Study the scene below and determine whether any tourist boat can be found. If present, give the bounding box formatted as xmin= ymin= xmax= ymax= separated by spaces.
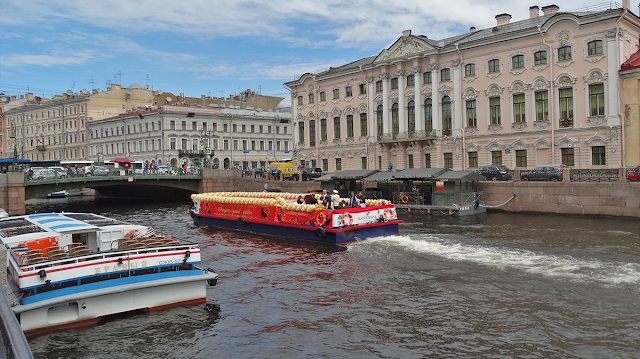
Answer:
xmin=47 ymin=190 xmax=68 ymax=198
xmin=0 ymin=212 xmax=218 ymax=337
xmin=189 ymin=191 xmax=403 ymax=245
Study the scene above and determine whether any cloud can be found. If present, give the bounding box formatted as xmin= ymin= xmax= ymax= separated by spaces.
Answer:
xmin=0 ymin=52 xmax=95 ymax=67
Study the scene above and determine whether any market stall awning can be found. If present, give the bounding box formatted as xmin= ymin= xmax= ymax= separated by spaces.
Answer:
xmin=330 ymin=169 xmax=379 ymax=180
xmin=362 ymin=171 xmax=399 ymax=182
xmin=392 ymin=168 xmax=447 ymax=180
xmin=434 ymin=170 xmax=485 ymax=182
xmin=314 ymin=173 xmax=335 ymax=182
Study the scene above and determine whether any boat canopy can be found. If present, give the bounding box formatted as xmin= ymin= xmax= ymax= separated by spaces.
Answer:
xmin=25 ymin=213 xmax=99 ymax=233
xmin=330 ymin=169 xmax=379 ymax=180
xmin=433 ymin=170 xmax=485 ymax=182
xmin=391 ymin=168 xmax=447 ymax=180
xmin=361 ymin=171 xmax=399 ymax=182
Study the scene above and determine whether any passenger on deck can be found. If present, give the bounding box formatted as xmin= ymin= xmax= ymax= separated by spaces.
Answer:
xmin=297 ymin=196 xmax=304 ymax=204
xmin=331 ymin=190 xmax=340 ymax=209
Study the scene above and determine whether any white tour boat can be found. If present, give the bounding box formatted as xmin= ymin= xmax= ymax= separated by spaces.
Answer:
xmin=0 ymin=212 xmax=218 ymax=337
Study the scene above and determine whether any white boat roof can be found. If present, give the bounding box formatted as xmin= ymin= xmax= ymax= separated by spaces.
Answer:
xmin=25 ymin=213 xmax=99 ymax=233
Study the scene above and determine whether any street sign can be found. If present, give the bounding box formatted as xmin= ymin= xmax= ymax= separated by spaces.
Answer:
xmin=243 ymin=150 xmax=250 ymax=154
xmin=268 ymin=151 xmax=274 ymax=155
xmin=293 ymin=150 xmax=297 ymax=155
xmin=292 ymin=156 xmax=298 ymax=164
xmin=204 ymin=147 xmax=212 ymax=155
xmin=505 ymin=149 xmax=511 ymax=154
xmin=284 ymin=151 xmax=290 ymax=154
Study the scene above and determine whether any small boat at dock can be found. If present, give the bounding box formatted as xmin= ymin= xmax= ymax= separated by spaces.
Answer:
xmin=189 ymin=191 xmax=403 ymax=245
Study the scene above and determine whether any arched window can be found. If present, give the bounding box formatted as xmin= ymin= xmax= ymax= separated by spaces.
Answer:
xmin=376 ymin=105 xmax=383 ymax=139
xmin=391 ymin=103 xmax=399 ymax=136
xmin=407 ymin=100 xmax=415 ymax=133
xmin=424 ymin=98 xmax=433 ymax=131
xmin=442 ymin=96 xmax=452 ymax=136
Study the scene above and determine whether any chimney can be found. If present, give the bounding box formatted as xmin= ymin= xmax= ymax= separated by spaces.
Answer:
xmin=495 ymin=13 xmax=512 ymax=26
xmin=470 ymin=27 xmax=476 ymax=33
xmin=541 ymin=5 xmax=559 ymax=15
xmin=530 ymin=6 xmax=540 ymax=18
xmin=623 ymin=0 xmax=630 ymax=9
xmin=402 ymin=29 xmax=411 ymax=37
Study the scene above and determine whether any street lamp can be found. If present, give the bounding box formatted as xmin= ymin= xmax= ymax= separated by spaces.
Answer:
xmin=199 ymin=128 xmax=216 ymax=168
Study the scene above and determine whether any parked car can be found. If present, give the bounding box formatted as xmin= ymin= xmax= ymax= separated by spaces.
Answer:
xmin=31 ymin=168 xmax=56 ymax=180
xmin=48 ymin=166 xmax=66 ymax=178
xmin=477 ymin=165 xmax=512 ymax=181
xmin=628 ymin=166 xmax=640 ymax=181
xmin=304 ymin=168 xmax=323 ymax=181
xmin=157 ymin=166 xmax=177 ymax=175
xmin=84 ymin=166 xmax=109 ymax=176
xmin=520 ymin=165 xmax=564 ymax=181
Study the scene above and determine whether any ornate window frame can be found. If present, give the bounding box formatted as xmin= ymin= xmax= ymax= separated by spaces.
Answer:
xmin=484 ymin=84 xmax=504 ymax=132
xmin=357 ymin=81 xmax=367 ymax=99
xmin=509 ymin=51 xmax=527 ymax=75
xmin=554 ymin=30 xmax=575 ymax=68
xmin=530 ymin=76 xmax=551 ymax=127
xmin=319 ymin=89 xmax=327 ymax=104
xmin=463 ymin=61 xmax=477 ymax=83
xmin=554 ymin=73 xmax=578 ymax=129
xmin=508 ymin=80 xmax=529 ymax=130
xmin=584 ymin=35 xmax=606 ymax=63
xmin=440 ymin=66 xmax=451 ymax=82
xmin=344 ymin=83 xmax=354 ymax=101
xmin=531 ymin=47 xmax=549 ymax=72
xmin=462 ymin=87 xmax=480 ymax=133
xmin=331 ymin=86 xmax=341 ymax=103
xmin=486 ymin=56 xmax=502 ymax=79
xmin=583 ymin=68 xmax=608 ymax=126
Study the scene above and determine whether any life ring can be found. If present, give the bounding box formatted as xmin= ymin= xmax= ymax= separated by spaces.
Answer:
xmin=316 ymin=227 xmax=326 ymax=238
xmin=124 ymin=230 xmax=138 ymax=239
xmin=341 ymin=213 xmax=353 ymax=226
xmin=383 ymin=208 xmax=394 ymax=221
xmin=401 ymin=195 xmax=409 ymax=204
xmin=314 ymin=212 xmax=327 ymax=227
xmin=238 ymin=217 xmax=245 ymax=225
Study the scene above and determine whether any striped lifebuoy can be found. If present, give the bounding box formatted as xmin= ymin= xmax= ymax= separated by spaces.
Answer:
xmin=401 ymin=195 xmax=409 ymax=204
xmin=341 ymin=213 xmax=353 ymax=226
xmin=383 ymin=208 xmax=394 ymax=221
xmin=314 ymin=212 xmax=327 ymax=227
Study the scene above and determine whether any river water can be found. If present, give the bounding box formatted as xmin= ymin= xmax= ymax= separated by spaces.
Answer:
xmin=24 ymin=197 xmax=640 ymax=359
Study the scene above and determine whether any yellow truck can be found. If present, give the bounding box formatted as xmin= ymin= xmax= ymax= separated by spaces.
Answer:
xmin=267 ymin=161 xmax=298 ymax=180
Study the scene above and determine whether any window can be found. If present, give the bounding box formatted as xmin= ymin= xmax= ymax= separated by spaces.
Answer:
xmin=377 ymin=105 xmax=383 ymax=138
xmin=259 ymin=141 xmax=264 ymax=150
xmin=442 ymin=96 xmax=452 ymax=136
xmin=488 ymin=59 xmax=500 ymax=73
xmin=535 ymin=91 xmax=549 ymax=121
xmin=345 ymin=86 xmax=353 ymax=97
xmin=513 ymin=94 xmax=525 ymax=123
xmin=233 ymin=140 xmax=238 ymax=150
xmin=361 ymin=157 xmax=367 ymax=169
xmin=250 ymin=125 xmax=254 ymax=133
xmin=425 ymin=154 xmax=431 ymax=168
xmin=558 ymin=46 xmax=572 ymax=61
xmin=468 ymin=152 xmax=478 ymax=168
xmin=333 ymin=117 xmax=341 ymax=138
xmin=561 ymin=148 xmax=574 ymax=166
xmin=425 ymin=99 xmax=433 ymax=130
xmin=333 ymin=89 xmax=340 ymax=99
xmin=242 ymin=124 xmax=246 ymax=133
xmin=592 ymin=146 xmax=606 ymax=165
xmin=321 ymin=119 xmax=327 ymax=140
xmin=391 ymin=78 xmax=398 ymax=89
xmin=320 ymin=91 xmax=326 ymax=102
xmin=465 ymin=64 xmax=475 ymax=77
xmin=322 ymin=159 xmax=328 ymax=172
xmin=224 ymin=140 xmax=229 ymax=150
xmin=181 ymin=138 xmax=188 ymax=150
xmin=491 ymin=150 xmax=502 ymax=165
xmin=406 ymin=75 xmax=415 ymax=87
xmin=376 ymin=81 xmax=383 ymax=92
xmin=276 ymin=141 xmax=280 ymax=151
xmin=588 ymin=40 xmax=603 ymax=56
xmin=170 ymin=138 xmax=176 ymax=150
xmin=512 ymin=55 xmax=524 ymax=69
xmin=466 ymin=100 xmax=477 ymax=127
xmin=516 ymin=149 xmax=527 ymax=167
xmin=408 ymin=154 xmax=414 ymax=169
xmin=232 ymin=124 xmax=237 ymax=132
xmin=440 ymin=68 xmax=450 ymax=81
xmin=170 ymin=121 xmax=176 ymax=130
xmin=391 ymin=103 xmax=399 ymax=135
xmin=297 ymin=96 xmax=303 ymax=105
xmin=298 ymin=122 xmax=305 ymax=143
xmin=308 ymin=93 xmax=314 ymax=104
xmin=193 ymin=139 xmax=198 ymax=151
xmin=182 ymin=121 xmax=187 ymax=131
xmin=360 ymin=113 xmax=367 ymax=136
xmin=534 ymin=51 xmax=547 ymax=65
xmin=251 ymin=140 xmax=256 ymax=151
xmin=192 ymin=121 xmax=197 ymax=131
xmin=335 ymin=158 xmax=342 ymax=171
xmin=423 ymin=72 xmax=432 ymax=84
xmin=259 ymin=125 xmax=262 ymax=133
xmin=444 ymin=153 xmax=453 ymax=169
xmin=346 ymin=115 xmax=354 ymax=137
xmin=407 ymin=101 xmax=415 ymax=133
xmin=559 ymin=88 xmax=573 ymax=128
xmin=309 ymin=120 xmax=316 ymax=147
xmin=359 ymin=83 xmax=366 ymax=95
xmin=490 ymin=97 xmax=501 ymax=125
xmin=589 ymin=84 xmax=605 ymax=116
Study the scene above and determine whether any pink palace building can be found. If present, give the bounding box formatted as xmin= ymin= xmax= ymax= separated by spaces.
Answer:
xmin=285 ymin=2 xmax=640 ymax=173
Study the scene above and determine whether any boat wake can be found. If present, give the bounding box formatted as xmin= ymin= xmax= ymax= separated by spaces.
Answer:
xmin=350 ymin=235 xmax=640 ymax=285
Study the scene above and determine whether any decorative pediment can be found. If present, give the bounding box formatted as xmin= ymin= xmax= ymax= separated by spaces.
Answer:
xmin=554 ymin=73 xmax=578 ymax=88
xmin=466 ymin=142 xmax=480 ymax=151
xmin=485 ymin=84 xmax=504 ymax=97
xmin=509 ymin=139 xmax=529 ymax=149
xmin=509 ymin=80 xmax=528 ymax=94
xmin=296 ymin=113 xmax=305 ymax=121
xmin=375 ymin=36 xmax=433 ymax=62
xmin=307 ymin=112 xmax=315 ymax=119
xmin=439 ymin=85 xmax=453 ymax=96
xmin=485 ymin=140 xmax=505 ymax=149
xmin=357 ymin=104 xmax=367 ymax=114
xmin=344 ymin=106 xmax=355 ymax=116
xmin=333 ymin=150 xmax=341 ymax=158
xmin=331 ymin=107 xmax=342 ymax=117
xmin=583 ymin=69 xmax=608 ymax=84
xmin=318 ymin=110 xmax=328 ymax=119
xmin=344 ymin=149 xmax=355 ymax=157
xmin=585 ymin=135 xmax=607 ymax=145
xmin=421 ymin=87 xmax=433 ymax=97
xmin=462 ymin=88 xmax=479 ymax=100
xmin=532 ymin=77 xmax=550 ymax=91
xmin=532 ymin=137 xmax=551 ymax=148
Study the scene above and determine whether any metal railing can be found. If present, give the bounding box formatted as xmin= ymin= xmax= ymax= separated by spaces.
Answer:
xmin=432 ymin=191 xmax=483 ymax=207
xmin=363 ymin=190 xmax=383 ymax=199
xmin=570 ymin=168 xmax=619 ymax=182
xmin=25 ymin=168 xmax=202 ymax=184
xmin=0 ymin=284 xmax=34 ymax=359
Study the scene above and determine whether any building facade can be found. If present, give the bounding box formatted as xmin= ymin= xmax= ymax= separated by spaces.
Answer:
xmin=2 ymin=85 xmax=154 ymax=162
xmin=285 ymin=3 xmax=640 ymax=173
xmin=87 ymin=104 xmax=292 ymax=169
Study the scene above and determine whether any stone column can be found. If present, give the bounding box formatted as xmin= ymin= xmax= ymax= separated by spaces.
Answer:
xmin=413 ymin=65 xmax=423 ymax=133
xmin=605 ymin=29 xmax=620 ymax=126
xmin=430 ymin=63 xmax=441 ymax=135
xmin=452 ymin=59 xmax=463 ymax=137
xmin=381 ymin=72 xmax=391 ymax=136
xmin=7 ymin=172 xmax=25 ymax=215
xmin=397 ymin=69 xmax=406 ymax=134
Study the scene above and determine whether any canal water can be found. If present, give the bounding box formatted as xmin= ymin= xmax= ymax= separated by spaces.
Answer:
xmin=24 ymin=197 xmax=640 ymax=359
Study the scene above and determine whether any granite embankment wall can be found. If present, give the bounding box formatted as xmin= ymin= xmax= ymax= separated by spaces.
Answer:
xmin=198 ymin=169 xmax=316 ymax=194
xmin=479 ymin=181 xmax=640 ymax=218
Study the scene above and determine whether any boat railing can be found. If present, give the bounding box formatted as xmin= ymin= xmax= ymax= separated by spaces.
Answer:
xmin=363 ymin=190 xmax=383 ymax=199
xmin=432 ymin=191 xmax=483 ymax=207
xmin=0 ymin=284 xmax=34 ymax=359
xmin=392 ymin=191 xmax=423 ymax=205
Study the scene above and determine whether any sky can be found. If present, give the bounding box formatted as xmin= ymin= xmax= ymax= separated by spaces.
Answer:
xmin=0 ymin=0 xmax=623 ymax=101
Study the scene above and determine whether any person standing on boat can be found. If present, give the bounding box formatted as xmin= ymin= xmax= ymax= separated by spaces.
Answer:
xmin=323 ymin=190 xmax=331 ymax=209
xmin=349 ymin=191 xmax=357 ymax=208
xmin=297 ymin=195 xmax=304 ymax=204
xmin=331 ymin=190 xmax=340 ymax=209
